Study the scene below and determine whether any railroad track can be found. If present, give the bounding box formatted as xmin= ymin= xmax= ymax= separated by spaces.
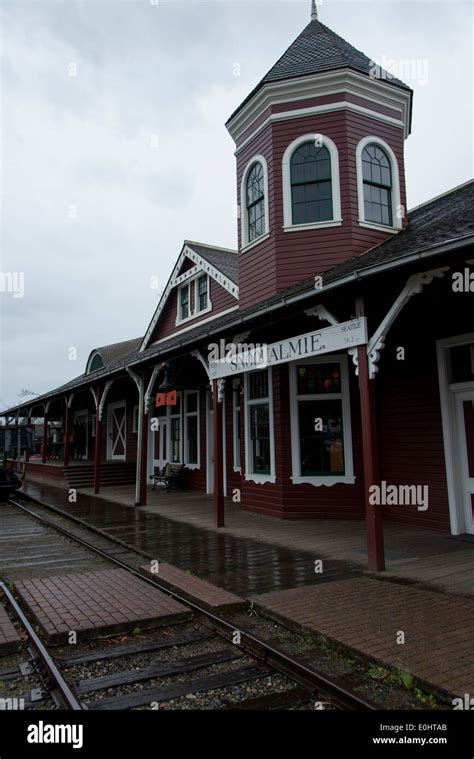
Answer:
xmin=1 ymin=495 xmax=376 ymax=711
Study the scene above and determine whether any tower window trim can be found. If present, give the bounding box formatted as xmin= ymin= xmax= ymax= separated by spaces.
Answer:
xmin=240 ymin=154 xmax=270 ymax=250
xmin=282 ymin=134 xmax=342 ymax=231
xmin=356 ymin=136 xmax=402 ymax=232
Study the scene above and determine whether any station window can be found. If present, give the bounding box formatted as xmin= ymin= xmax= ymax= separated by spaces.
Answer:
xmin=132 ymin=405 xmax=139 ymax=433
xmin=245 ymin=369 xmax=274 ymax=479
xmin=290 ymin=356 xmax=354 ymax=486
xmin=233 ymin=379 xmax=241 ymax=471
xmin=184 ymin=391 xmax=199 ymax=467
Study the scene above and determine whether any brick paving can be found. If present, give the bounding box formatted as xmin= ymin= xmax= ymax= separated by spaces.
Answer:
xmin=14 ymin=569 xmax=191 ymax=643
xmin=0 ymin=602 xmax=22 ymax=655
xmin=253 ymin=577 xmax=474 ymax=699
xmin=140 ymin=562 xmax=244 ymax=611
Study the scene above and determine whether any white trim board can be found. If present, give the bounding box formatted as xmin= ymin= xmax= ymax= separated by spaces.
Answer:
xmin=227 ymin=69 xmax=412 ymax=148
xmin=437 ymin=332 xmax=474 ymax=535
xmin=140 ymin=243 xmax=239 ymax=351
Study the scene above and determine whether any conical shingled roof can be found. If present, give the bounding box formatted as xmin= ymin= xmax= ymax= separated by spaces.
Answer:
xmin=227 ymin=19 xmax=411 ymax=124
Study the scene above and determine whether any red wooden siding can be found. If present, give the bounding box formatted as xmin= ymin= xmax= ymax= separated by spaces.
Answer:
xmin=148 ymin=278 xmax=237 ymax=345
xmin=236 ymin=108 xmax=406 ymax=309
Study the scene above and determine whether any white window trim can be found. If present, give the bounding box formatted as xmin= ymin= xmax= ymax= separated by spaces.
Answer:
xmin=176 ymin=276 xmax=212 ymax=326
xmin=289 ymin=354 xmax=355 ymax=487
xmin=232 ymin=379 xmax=242 ymax=472
xmin=244 ymin=368 xmax=276 ymax=485
xmin=356 ymin=135 xmax=402 ymax=231
xmin=282 ymin=133 xmax=342 ymax=230
xmin=437 ymin=332 xmax=474 ymax=535
xmin=184 ymin=390 xmax=200 ymax=469
xmin=132 ymin=405 xmax=139 ymax=434
xmin=169 ymin=392 xmax=183 ymax=464
xmin=240 ymin=154 xmax=270 ymax=249
xmin=194 ymin=274 xmax=212 ymax=317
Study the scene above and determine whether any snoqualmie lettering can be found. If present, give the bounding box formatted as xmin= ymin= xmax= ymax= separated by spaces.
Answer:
xmin=27 ymin=721 xmax=83 ymax=749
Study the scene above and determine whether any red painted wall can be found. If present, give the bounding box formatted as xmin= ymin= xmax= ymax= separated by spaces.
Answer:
xmin=236 ymin=107 xmax=407 ymax=308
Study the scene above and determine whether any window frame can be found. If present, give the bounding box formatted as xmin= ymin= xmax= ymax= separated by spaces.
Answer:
xmin=240 ymin=155 xmax=270 ymax=251
xmin=244 ymin=368 xmax=275 ymax=484
xmin=289 ymin=354 xmax=355 ymax=487
xmin=232 ymin=379 xmax=242 ymax=472
xmin=282 ymin=134 xmax=342 ymax=232
xmin=356 ymin=136 xmax=402 ymax=232
xmin=184 ymin=389 xmax=200 ymax=469
xmin=194 ymin=274 xmax=210 ymax=315
xmin=176 ymin=274 xmax=212 ymax=326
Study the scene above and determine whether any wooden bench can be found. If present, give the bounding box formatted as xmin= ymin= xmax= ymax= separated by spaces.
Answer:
xmin=150 ymin=463 xmax=185 ymax=492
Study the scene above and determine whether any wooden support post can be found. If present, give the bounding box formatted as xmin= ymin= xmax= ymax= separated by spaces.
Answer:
xmin=213 ymin=380 xmax=225 ymax=528
xmin=42 ymin=414 xmax=48 ymax=464
xmin=63 ymin=404 xmax=71 ymax=468
xmin=356 ymin=296 xmax=385 ymax=572
xmin=140 ymin=408 xmax=149 ymax=505
xmin=94 ymin=414 xmax=102 ymax=495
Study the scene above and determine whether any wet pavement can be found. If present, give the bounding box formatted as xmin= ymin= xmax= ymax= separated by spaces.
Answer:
xmin=16 ymin=482 xmax=362 ymax=596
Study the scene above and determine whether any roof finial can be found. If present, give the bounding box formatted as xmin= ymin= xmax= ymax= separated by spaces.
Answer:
xmin=311 ymin=0 xmax=318 ymax=21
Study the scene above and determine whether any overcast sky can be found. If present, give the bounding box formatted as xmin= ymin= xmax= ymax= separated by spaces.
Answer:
xmin=0 ymin=0 xmax=472 ymax=411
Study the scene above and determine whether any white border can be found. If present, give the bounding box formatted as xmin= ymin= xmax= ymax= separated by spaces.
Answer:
xmin=206 ymin=390 xmax=213 ymax=494
xmin=289 ymin=354 xmax=355 ymax=486
xmin=437 ymin=332 xmax=474 ymax=535
xmin=244 ymin=368 xmax=276 ymax=484
xmin=282 ymin=134 xmax=342 ymax=230
xmin=355 ymin=135 xmax=402 ymax=231
xmin=183 ymin=389 xmax=200 ymax=470
xmin=232 ymin=378 xmax=242 ymax=472
xmin=240 ymin=154 xmax=270 ymax=249
xmin=107 ymin=400 xmax=126 ymax=461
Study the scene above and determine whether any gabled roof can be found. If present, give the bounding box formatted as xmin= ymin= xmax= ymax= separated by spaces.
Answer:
xmin=227 ymin=18 xmax=411 ymax=124
xmin=4 ymin=182 xmax=472 ymax=417
xmin=183 ymin=241 xmax=239 ymax=284
xmin=139 ymin=240 xmax=239 ymax=352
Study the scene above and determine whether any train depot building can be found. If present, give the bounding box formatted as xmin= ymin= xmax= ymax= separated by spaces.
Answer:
xmin=3 ymin=12 xmax=473 ymax=572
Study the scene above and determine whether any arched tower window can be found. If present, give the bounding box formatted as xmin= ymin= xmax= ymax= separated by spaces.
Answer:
xmin=361 ymin=143 xmax=393 ymax=226
xmin=290 ymin=142 xmax=333 ymax=225
xmin=246 ymin=162 xmax=265 ymax=243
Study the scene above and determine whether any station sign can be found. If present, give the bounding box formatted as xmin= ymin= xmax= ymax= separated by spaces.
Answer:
xmin=208 ymin=318 xmax=367 ymax=379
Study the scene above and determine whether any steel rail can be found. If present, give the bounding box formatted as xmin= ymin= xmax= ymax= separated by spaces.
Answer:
xmin=0 ymin=580 xmax=83 ymax=711
xmin=7 ymin=496 xmax=376 ymax=711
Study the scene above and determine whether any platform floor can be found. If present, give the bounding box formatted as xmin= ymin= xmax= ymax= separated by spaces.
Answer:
xmin=0 ymin=602 xmax=22 ymax=656
xmin=14 ymin=568 xmax=191 ymax=643
xmin=15 ymin=480 xmax=474 ymax=698
xmin=20 ymin=480 xmax=474 ymax=598
xmin=254 ymin=577 xmax=474 ymax=699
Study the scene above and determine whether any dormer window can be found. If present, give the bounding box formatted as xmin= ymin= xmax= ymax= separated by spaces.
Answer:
xmin=176 ymin=273 xmax=213 ymax=326
xmin=240 ymin=155 xmax=270 ymax=250
xmin=356 ymin=136 xmax=402 ymax=232
xmin=180 ymin=284 xmax=189 ymax=321
xmin=282 ymin=134 xmax=342 ymax=231
xmin=361 ymin=144 xmax=392 ymax=226
xmin=196 ymin=274 xmax=208 ymax=312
